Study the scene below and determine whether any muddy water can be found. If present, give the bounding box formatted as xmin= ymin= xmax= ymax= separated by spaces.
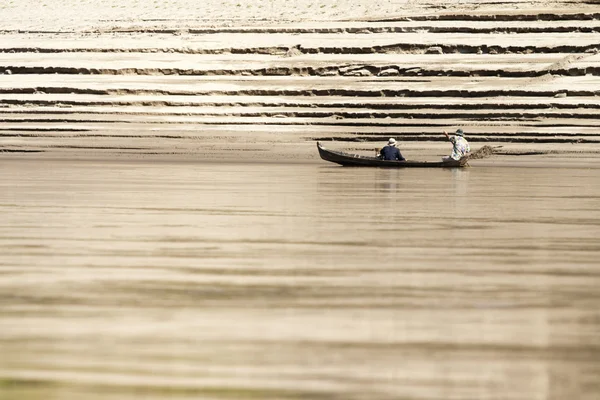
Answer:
xmin=1 ymin=158 xmax=599 ymax=400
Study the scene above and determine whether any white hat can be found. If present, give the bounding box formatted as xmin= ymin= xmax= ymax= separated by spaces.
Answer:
xmin=388 ymin=138 xmax=397 ymax=146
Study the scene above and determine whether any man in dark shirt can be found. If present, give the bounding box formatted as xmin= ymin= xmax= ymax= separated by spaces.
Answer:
xmin=379 ymin=138 xmax=406 ymax=161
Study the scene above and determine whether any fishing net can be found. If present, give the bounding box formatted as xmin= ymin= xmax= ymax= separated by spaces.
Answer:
xmin=468 ymin=145 xmax=498 ymax=160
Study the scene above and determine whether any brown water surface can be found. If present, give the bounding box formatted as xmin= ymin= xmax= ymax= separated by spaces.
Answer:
xmin=1 ymin=159 xmax=599 ymax=399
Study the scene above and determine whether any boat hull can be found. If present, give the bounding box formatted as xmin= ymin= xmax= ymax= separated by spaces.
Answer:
xmin=317 ymin=142 xmax=468 ymax=168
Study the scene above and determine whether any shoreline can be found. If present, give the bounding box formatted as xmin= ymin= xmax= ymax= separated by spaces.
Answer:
xmin=2 ymin=142 xmax=600 ymax=169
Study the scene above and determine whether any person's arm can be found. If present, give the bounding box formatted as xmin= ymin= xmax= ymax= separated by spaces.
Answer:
xmin=397 ymin=149 xmax=406 ymax=161
xmin=444 ymin=131 xmax=455 ymax=144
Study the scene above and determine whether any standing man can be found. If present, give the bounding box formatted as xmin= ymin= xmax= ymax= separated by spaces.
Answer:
xmin=379 ymin=138 xmax=406 ymax=161
xmin=443 ymin=129 xmax=470 ymax=161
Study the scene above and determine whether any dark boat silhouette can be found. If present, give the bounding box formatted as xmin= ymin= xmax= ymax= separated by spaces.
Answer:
xmin=317 ymin=142 xmax=468 ymax=168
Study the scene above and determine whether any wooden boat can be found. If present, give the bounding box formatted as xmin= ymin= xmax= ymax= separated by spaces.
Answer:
xmin=317 ymin=142 xmax=468 ymax=168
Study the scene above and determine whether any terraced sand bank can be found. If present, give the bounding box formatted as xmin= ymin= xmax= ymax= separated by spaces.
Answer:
xmin=1 ymin=0 xmax=599 ymax=162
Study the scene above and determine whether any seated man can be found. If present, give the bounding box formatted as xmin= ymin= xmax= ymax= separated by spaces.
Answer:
xmin=379 ymin=138 xmax=406 ymax=161
xmin=442 ymin=129 xmax=470 ymax=161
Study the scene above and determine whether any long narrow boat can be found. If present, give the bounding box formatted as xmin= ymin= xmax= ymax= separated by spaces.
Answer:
xmin=317 ymin=142 xmax=468 ymax=168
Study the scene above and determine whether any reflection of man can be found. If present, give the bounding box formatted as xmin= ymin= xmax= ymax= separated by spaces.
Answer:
xmin=379 ymin=138 xmax=406 ymax=161
xmin=443 ymin=129 xmax=470 ymax=162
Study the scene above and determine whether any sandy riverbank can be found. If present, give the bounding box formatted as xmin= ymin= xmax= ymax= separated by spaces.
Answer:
xmin=2 ymin=0 xmax=599 ymax=30
xmin=1 ymin=0 xmax=599 ymax=163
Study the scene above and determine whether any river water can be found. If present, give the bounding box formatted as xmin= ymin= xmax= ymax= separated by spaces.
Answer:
xmin=1 ymin=158 xmax=599 ymax=400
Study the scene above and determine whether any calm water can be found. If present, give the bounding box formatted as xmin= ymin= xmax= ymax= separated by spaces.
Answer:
xmin=1 ymin=159 xmax=599 ymax=400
